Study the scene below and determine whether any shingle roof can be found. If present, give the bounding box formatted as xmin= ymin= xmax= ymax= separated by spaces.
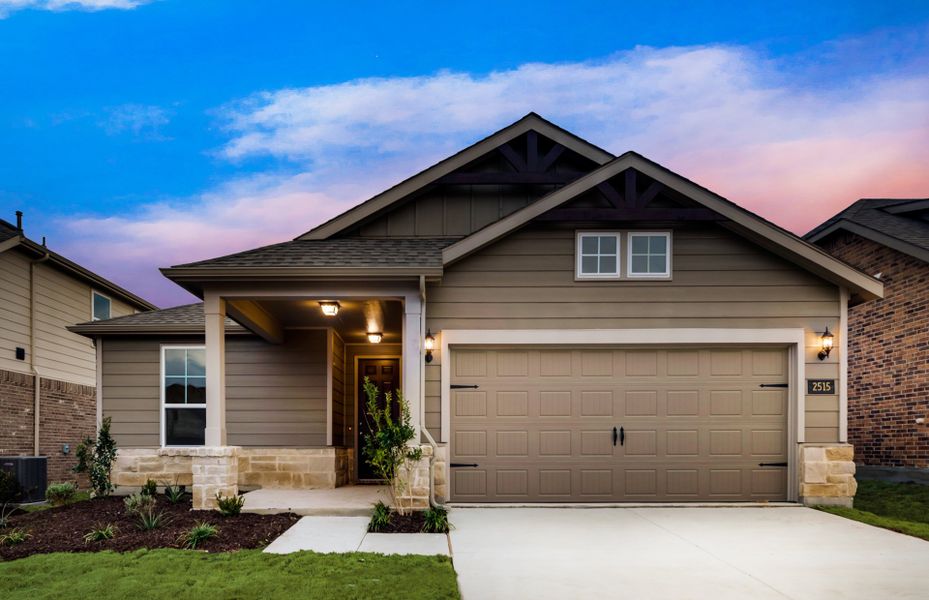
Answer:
xmin=166 ymin=237 xmax=456 ymax=271
xmin=0 ymin=219 xmax=20 ymax=243
xmin=68 ymin=303 xmax=244 ymax=335
xmin=806 ymin=199 xmax=929 ymax=262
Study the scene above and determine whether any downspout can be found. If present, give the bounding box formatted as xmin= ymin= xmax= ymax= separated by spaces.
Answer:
xmin=419 ymin=276 xmax=445 ymax=508
xmin=30 ymin=239 xmax=51 ymax=456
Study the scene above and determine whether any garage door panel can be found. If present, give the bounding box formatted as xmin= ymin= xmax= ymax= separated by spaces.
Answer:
xmin=450 ymin=347 xmax=789 ymax=502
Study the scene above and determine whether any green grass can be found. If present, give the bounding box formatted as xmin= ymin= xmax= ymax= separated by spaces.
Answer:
xmin=21 ymin=491 xmax=91 ymax=513
xmin=0 ymin=549 xmax=460 ymax=600
xmin=817 ymin=480 xmax=929 ymax=542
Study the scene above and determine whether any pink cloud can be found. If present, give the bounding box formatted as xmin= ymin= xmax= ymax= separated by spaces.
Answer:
xmin=56 ymin=44 xmax=929 ymax=307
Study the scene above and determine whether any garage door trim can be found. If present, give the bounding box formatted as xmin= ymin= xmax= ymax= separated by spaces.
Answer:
xmin=439 ymin=328 xmax=804 ymax=502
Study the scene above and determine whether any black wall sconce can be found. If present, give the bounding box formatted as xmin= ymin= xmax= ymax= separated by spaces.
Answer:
xmin=818 ymin=327 xmax=834 ymax=360
xmin=424 ymin=330 xmax=436 ymax=363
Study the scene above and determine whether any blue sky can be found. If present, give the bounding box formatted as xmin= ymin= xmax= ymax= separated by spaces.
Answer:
xmin=1 ymin=1 xmax=928 ymax=306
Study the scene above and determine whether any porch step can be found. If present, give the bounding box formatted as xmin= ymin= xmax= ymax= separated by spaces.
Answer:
xmin=241 ymin=486 xmax=389 ymax=517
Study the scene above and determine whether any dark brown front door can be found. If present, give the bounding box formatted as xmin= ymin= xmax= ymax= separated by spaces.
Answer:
xmin=357 ymin=358 xmax=401 ymax=481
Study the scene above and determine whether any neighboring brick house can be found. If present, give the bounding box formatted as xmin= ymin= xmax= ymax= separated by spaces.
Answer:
xmin=807 ymin=199 xmax=929 ymax=477
xmin=0 ymin=212 xmax=156 ymax=487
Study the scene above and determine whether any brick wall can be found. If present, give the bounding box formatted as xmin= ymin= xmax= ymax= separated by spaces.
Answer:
xmin=0 ymin=368 xmax=96 ymax=487
xmin=817 ymin=233 xmax=929 ymax=468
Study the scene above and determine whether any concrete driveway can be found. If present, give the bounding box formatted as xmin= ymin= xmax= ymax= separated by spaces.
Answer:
xmin=449 ymin=506 xmax=929 ymax=599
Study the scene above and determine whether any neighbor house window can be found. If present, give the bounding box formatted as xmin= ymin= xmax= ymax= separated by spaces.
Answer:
xmin=92 ymin=291 xmax=111 ymax=321
xmin=576 ymin=232 xmax=621 ymax=278
xmin=162 ymin=346 xmax=206 ymax=446
xmin=628 ymin=232 xmax=671 ymax=278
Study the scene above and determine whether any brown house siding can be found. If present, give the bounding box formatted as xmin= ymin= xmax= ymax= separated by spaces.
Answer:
xmin=817 ymin=232 xmax=929 ymax=468
xmin=0 ymin=368 xmax=95 ymax=487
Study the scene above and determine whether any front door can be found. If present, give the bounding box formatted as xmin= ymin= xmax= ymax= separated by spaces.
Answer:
xmin=357 ymin=357 xmax=401 ymax=481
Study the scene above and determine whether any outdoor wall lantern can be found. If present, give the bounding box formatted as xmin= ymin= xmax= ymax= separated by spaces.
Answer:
xmin=424 ymin=329 xmax=436 ymax=363
xmin=319 ymin=301 xmax=340 ymax=316
xmin=367 ymin=331 xmax=383 ymax=344
xmin=818 ymin=327 xmax=834 ymax=360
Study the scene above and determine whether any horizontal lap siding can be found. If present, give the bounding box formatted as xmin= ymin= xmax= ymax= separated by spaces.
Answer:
xmin=102 ymin=332 xmax=329 ymax=448
xmin=0 ymin=251 xmax=31 ymax=375
xmin=425 ymin=225 xmax=842 ymax=442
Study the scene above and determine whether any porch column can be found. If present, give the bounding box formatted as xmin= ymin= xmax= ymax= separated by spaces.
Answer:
xmin=204 ymin=294 xmax=227 ymax=446
xmin=403 ymin=294 xmax=423 ymax=437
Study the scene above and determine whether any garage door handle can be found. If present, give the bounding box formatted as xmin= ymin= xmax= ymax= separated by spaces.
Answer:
xmin=758 ymin=462 xmax=788 ymax=467
xmin=620 ymin=426 xmax=625 ymax=446
xmin=613 ymin=427 xmax=618 ymax=446
xmin=450 ymin=463 xmax=480 ymax=468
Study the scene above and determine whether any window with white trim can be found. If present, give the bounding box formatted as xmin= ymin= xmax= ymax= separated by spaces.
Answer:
xmin=576 ymin=232 xmax=621 ymax=278
xmin=162 ymin=346 xmax=206 ymax=446
xmin=92 ymin=291 xmax=111 ymax=321
xmin=628 ymin=232 xmax=671 ymax=278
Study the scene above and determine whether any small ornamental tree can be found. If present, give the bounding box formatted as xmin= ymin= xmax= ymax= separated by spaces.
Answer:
xmin=361 ymin=377 xmax=422 ymax=516
xmin=74 ymin=416 xmax=118 ymax=498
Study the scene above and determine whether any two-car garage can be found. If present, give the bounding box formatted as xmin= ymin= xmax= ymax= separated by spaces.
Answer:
xmin=448 ymin=346 xmax=791 ymax=503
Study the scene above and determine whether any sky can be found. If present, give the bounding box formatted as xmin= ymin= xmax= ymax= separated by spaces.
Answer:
xmin=1 ymin=1 xmax=928 ymax=307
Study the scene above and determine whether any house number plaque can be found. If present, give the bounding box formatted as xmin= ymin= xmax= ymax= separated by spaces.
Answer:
xmin=807 ymin=379 xmax=836 ymax=395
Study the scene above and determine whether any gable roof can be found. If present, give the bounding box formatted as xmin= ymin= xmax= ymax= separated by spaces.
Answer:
xmin=69 ymin=302 xmax=245 ymax=336
xmin=442 ymin=151 xmax=884 ymax=301
xmin=805 ymin=199 xmax=929 ymax=264
xmin=0 ymin=218 xmax=157 ymax=312
xmin=297 ymin=113 xmax=615 ymax=241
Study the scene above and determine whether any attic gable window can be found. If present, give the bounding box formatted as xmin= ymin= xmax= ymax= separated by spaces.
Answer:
xmin=576 ymin=232 xmax=621 ymax=279
xmin=628 ymin=232 xmax=671 ymax=278
xmin=92 ymin=291 xmax=111 ymax=321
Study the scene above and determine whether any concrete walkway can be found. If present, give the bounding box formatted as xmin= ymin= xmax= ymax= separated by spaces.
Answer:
xmin=243 ymin=486 xmax=390 ymax=516
xmin=264 ymin=516 xmax=449 ymax=556
xmin=449 ymin=507 xmax=929 ymax=600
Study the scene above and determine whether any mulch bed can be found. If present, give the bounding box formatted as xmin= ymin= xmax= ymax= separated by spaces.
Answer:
xmin=371 ymin=512 xmax=433 ymax=534
xmin=0 ymin=495 xmax=299 ymax=561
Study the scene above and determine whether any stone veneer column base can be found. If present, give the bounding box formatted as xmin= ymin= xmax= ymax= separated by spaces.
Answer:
xmin=394 ymin=444 xmax=433 ymax=512
xmin=175 ymin=446 xmax=240 ymax=510
xmin=799 ymin=444 xmax=857 ymax=508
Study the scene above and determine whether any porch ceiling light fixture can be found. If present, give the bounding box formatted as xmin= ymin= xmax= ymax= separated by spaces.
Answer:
xmin=424 ymin=329 xmax=436 ymax=363
xmin=319 ymin=301 xmax=340 ymax=316
xmin=367 ymin=331 xmax=383 ymax=344
xmin=818 ymin=326 xmax=834 ymax=360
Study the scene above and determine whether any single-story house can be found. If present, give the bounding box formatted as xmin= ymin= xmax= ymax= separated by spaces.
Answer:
xmin=71 ymin=114 xmax=882 ymax=509
xmin=1 ymin=213 xmax=156 ymax=486
xmin=807 ymin=198 xmax=929 ymax=482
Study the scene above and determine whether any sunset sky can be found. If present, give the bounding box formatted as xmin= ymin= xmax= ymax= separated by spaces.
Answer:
xmin=1 ymin=1 xmax=927 ymax=307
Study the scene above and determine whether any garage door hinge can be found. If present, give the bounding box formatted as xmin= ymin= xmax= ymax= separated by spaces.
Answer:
xmin=759 ymin=383 xmax=789 ymax=388
xmin=758 ymin=462 xmax=788 ymax=467
xmin=450 ymin=463 xmax=480 ymax=468
xmin=450 ymin=384 xmax=479 ymax=389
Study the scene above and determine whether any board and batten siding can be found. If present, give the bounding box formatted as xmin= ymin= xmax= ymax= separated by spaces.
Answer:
xmin=424 ymin=224 xmax=843 ymax=443
xmin=101 ymin=330 xmax=329 ymax=448
xmin=0 ymin=249 xmax=134 ymax=385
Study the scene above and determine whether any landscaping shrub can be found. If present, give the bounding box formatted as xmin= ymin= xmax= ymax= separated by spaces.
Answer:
xmin=164 ymin=484 xmax=186 ymax=504
xmin=0 ymin=504 xmax=15 ymax=529
xmin=137 ymin=508 xmax=171 ymax=531
xmin=83 ymin=523 xmax=117 ymax=543
xmin=215 ymin=493 xmax=245 ymax=517
xmin=369 ymin=501 xmax=392 ymax=532
xmin=421 ymin=506 xmax=450 ymax=533
xmin=180 ymin=521 xmax=218 ymax=549
xmin=123 ymin=492 xmax=156 ymax=516
xmin=361 ymin=377 xmax=423 ymax=515
xmin=45 ymin=482 xmax=77 ymax=506
xmin=140 ymin=479 xmax=158 ymax=497
xmin=74 ymin=417 xmax=118 ymax=498
xmin=0 ymin=528 xmax=30 ymax=546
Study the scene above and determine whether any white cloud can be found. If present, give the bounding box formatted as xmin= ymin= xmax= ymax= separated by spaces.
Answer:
xmin=0 ymin=0 xmax=149 ymax=17
xmin=100 ymin=103 xmax=171 ymax=139
xmin=58 ymin=44 xmax=929 ymax=306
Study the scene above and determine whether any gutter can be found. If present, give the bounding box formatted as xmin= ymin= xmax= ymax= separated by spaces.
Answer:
xmin=30 ymin=243 xmax=50 ymax=456
xmin=418 ymin=275 xmax=445 ymax=509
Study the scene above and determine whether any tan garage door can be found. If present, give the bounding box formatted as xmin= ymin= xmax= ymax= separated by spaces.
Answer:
xmin=450 ymin=347 xmax=789 ymax=502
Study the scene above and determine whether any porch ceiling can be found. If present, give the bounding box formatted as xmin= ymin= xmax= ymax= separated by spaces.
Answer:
xmin=256 ymin=298 xmax=403 ymax=344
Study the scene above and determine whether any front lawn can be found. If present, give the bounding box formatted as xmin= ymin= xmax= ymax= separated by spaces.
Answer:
xmin=0 ymin=549 xmax=460 ymax=600
xmin=817 ymin=480 xmax=929 ymax=541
